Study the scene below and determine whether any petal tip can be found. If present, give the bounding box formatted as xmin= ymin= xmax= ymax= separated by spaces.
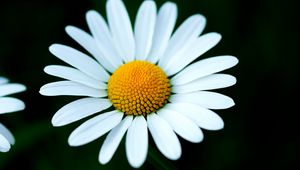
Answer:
xmin=163 ymin=1 xmax=177 ymax=8
xmin=86 ymin=10 xmax=99 ymax=20
xmin=38 ymin=87 xmax=46 ymax=95
xmin=51 ymin=119 xmax=61 ymax=127
xmin=67 ymin=136 xmax=78 ymax=146
xmin=128 ymin=160 xmax=144 ymax=169
xmin=211 ymin=32 xmax=222 ymax=41
xmin=65 ymin=25 xmax=74 ymax=33
xmin=215 ymin=120 xmax=225 ymax=130
xmin=43 ymin=66 xmax=51 ymax=73
xmin=229 ymin=99 xmax=235 ymax=108
xmin=49 ymin=44 xmax=60 ymax=53
xmin=0 ymin=146 xmax=10 ymax=153
xmin=233 ymin=56 xmax=239 ymax=65
xmin=19 ymin=102 xmax=26 ymax=111
xmin=168 ymin=149 xmax=182 ymax=161
xmin=98 ymin=155 xmax=110 ymax=165
xmin=227 ymin=56 xmax=239 ymax=66
xmin=86 ymin=9 xmax=97 ymax=15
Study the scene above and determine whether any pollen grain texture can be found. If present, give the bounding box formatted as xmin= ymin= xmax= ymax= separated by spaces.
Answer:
xmin=108 ymin=61 xmax=171 ymax=116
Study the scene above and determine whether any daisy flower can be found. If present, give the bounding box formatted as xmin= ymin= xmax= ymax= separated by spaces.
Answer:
xmin=0 ymin=76 xmax=26 ymax=152
xmin=40 ymin=0 xmax=238 ymax=168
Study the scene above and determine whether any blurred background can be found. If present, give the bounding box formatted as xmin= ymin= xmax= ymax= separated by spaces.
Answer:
xmin=0 ymin=0 xmax=299 ymax=169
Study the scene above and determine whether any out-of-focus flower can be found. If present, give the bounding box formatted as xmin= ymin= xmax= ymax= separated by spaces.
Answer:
xmin=0 ymin=76 xmax=26 ymax=152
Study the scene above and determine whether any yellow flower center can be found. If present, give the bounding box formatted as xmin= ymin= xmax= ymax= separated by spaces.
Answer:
xmin=108 ymin=61 xmax=171 ymax=116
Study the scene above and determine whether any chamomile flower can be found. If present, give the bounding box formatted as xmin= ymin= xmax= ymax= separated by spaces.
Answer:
xmin=0 ymin=76 xmax=26 ymax=152
xmin=40 ymin=0 xmax=238 ymax=168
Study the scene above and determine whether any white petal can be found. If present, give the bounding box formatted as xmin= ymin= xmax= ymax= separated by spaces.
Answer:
xmin=126 ymin=116 xmax=148 ymax=168
xmin=170 ymin=91 xmax=234 ymax=110
xmin=171 ymin=56 xmax=239 ymax=85
xmin=0 ymin=97 xmax=25 ymax=114
xmin=134 ymin=0 xmax=156 ymax=60
xmin=106 ymin=0 xmax=135 ymax=62
xmin=165 ymin=33 xmax=222 ymax=76
xmin=147 ymin=113 xmax=181 ymax=160
xmin=99 ymin=116 xmax=133 ymax=164
xmin=0 ymin=77 xmax=9 ymax=84
xmin=157 ymin=109 xmax=203 ymax=143
xmin=146 ymin=2 xmax=177 ymax=63
xmin=85 ymin=11 xmax=123 ymax=71
xmin=68 ymin=110 xmax=123 ymax=146
xmin=44 ymin=65 xmax=106 ymax=89
xmin=164 ymin=103 xmax=224 ymax=130
xmin=49 ymin=44 xmax=110 ymax=82
xmin=0 ymin=123 xmax=15 ymax=145
xmin=0 ymin=83 xmax=26 ymax=97
xmin=172 ymin=74 xmax=237 ymax=93
xmin=40 ymin=81 xmax=107 ymax=97
xmin=0 ymin=134 xmax=10 ymax=152
xmin=51 ymin=98 xmax=112 ymax=126
xmin=65 ymin=26 xmax=117 ymax=73
xmin=158 ymin=14 xmax=206 ymax=69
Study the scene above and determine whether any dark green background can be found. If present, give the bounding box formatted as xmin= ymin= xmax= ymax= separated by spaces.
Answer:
xmin=0 ymin=0 xmax=299 ymax=169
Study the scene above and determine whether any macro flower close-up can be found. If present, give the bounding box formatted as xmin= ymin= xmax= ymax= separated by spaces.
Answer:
xmin=40 ymin=0 xmax=238 ymax=168
xmin=0 ymin=76 xmax=26 ymax=153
